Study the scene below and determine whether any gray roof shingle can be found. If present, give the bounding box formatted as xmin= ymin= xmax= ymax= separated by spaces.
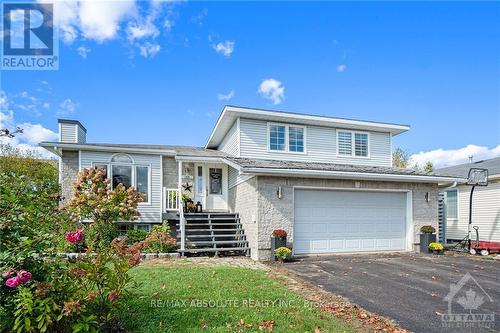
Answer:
xmin=436 ymin=157 xmax=500 ymax=177
xmin=226 ymin=157 xmax=459 ymax=178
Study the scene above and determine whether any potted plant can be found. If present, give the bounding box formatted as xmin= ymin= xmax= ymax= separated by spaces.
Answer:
xmin=428 ymin=242 xmax=444 ymax=255
xmin=272 ymin=229 xmax=287 ymax=249
xmin=419 ymin=225 xmax=436 ymax=254
xmin=274 ymin=247 xmax=292 ymax=262
xmin=181 ymin=191 xmax=193 ymax=213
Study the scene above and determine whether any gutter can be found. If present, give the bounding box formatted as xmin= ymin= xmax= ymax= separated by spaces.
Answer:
xmin=39 ymin=143 xmax=177 ymax=156
xmin=240 ymin=167 xmax=465 ymax=183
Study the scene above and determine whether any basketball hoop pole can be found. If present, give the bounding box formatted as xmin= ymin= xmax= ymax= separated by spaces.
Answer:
xmin=468 ymin=185 xmax=476 ymax=251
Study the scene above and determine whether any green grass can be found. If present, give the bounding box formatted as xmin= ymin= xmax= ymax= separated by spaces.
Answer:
xmin=119 ymin=263 xmax=355 ymax=332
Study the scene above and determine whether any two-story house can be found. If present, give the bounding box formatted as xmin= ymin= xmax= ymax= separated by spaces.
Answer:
xmin=41 ymin=105 xmax=463 ymax=260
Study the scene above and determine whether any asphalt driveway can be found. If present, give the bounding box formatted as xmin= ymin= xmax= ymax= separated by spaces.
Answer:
xmin=284 ymin=253 xmax=500 ymax=333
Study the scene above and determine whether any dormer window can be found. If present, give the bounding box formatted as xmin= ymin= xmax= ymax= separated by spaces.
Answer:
xmin=268 ymin=123 xmax=305 ymax=153
xmin=337 ymin=131 xmax=369 ymax=157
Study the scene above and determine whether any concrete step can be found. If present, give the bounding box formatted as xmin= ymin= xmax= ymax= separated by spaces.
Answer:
xmin=186 ymin=240 xmax=249 ymax=246
xmin=178 ymin=247 xmax=249 ymax=253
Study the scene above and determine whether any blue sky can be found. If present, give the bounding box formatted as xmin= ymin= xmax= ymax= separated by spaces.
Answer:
xmin=1 ymin=0 xmax=499 ymax=167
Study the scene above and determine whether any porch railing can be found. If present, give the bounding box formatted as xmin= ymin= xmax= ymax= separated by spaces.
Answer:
xmin=164 ymin=188 xmax=180 ymax=211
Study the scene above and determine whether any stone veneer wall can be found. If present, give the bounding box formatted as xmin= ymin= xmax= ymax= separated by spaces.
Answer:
xmin=255 ymin=176 xmax=439 ymax=261
xmin=60 ymin=150 xmax=79 ymax=204
xmin=162 ymin=156 xmax=178 ymax=188
xmin=228 ymin=177 xmax=259 ymax=260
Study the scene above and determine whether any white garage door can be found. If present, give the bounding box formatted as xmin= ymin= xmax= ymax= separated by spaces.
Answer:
xmin=294 ymin=189 xmax=408 ymax=254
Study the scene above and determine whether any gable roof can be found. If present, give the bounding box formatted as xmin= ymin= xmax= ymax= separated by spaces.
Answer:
xmin=206 ymin=105 xmax=410 ymax=149
xmin=436 ymin=157 xmax=500 ymax=177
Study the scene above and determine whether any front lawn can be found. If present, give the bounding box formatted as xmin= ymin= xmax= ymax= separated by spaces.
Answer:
xmin=119 ymin=261 xmax=355 ymax=332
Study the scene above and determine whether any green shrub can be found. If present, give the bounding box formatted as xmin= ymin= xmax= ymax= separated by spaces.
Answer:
xmin=274 ymin=247 xmax=292 ymax=261
xmin=420 ymin=225 xmax=436 ymax=234
xmin=126 ymin=229 xmax=148 ymax=245
xmin=144 ymin=222 xmax=176 ymax=253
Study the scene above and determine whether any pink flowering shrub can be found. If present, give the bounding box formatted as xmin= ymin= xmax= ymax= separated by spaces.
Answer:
xmin=0 ymin=168 xmax=143 ymax=332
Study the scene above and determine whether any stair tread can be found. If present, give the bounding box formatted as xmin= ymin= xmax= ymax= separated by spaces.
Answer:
xmin=179 ymin=247 xmax=249 ymax=253
xmin=180 ymin=228 xmax=243 ymax=232
xmin=186 ymin=240 xmax=249 ymax=245
xmin=177 ymin=223 xmax=242 ymax=226
xmin=184 ymin=217 xmax=240 ymax=221
xmin=179 ymin=234 xmax=246 ymax=239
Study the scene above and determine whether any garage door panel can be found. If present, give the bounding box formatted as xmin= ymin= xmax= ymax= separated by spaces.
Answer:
xmin=294 ymin=189 xmax=407 ymax=254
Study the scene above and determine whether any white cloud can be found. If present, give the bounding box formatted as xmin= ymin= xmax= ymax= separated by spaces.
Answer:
xmin=337 ymin=64 xmax=347 ymax=73
xmin=0 ymin=91 xmax=9 ymax=110
xmin=17 ymin=123 xmax=58 ymax=145
xmin=213 ymin=40 xmax=235 ymax=57
xmin=126 ymin=20 xmax=159 ymax=41
xmin=164 ymin=18 xmax=174 ymax=31
xmin=217 ymin=90 xmax=235 ymax=101
xmin=0 ymin=96 xmax=56 ymax=158
xmin=410 ymin=144 xmax=500 ymax=169
xmin=139 ymin=42 xmax=161 ymax=58
xmin=77 ymin=45 xmax=91 ymax=58
xmin=78 ymin=0 xmax=137 ymax=43
xmin=58 ymin=98 xmax=78 ymax=115
xmin=42 ymin=102 xmax=50 ymax=109
xmin=258 ymin=79 xmax=285 ymax=105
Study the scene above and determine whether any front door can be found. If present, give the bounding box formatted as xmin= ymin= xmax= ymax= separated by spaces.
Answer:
xmin=194 ymin=163 xmax=228 ymax=211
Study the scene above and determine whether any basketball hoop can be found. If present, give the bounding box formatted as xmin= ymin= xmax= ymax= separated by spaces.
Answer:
xmin=467 ymin=168 xmax=488 ymax=186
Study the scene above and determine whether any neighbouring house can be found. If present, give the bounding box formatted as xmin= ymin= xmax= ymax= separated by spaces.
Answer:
xmin=41 ymin=106 xmax=464 ymax=260
xmin=437 ymin=157 xmax=500 ymax=244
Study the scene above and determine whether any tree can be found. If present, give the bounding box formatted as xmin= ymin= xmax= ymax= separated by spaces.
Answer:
xmin=424 ymin=161 xmax=434 ymax=173
xmin=392 ymin=147 xmax=410 ymax=168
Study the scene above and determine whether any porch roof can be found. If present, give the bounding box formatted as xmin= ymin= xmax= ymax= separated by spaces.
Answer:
xmin=225 ymin=157 xmax=466 ymax=183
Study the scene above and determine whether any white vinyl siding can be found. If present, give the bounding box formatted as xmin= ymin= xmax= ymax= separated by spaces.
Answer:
xmin=218 ymin=120 xmax=240 ymax=156
xmin=239 ymin=118 xmax=391 ymax=166
xmin=77 ymin=126 xmax=86 ymax=143
xmin=228 ymin=165 xmax=254 ymax=189
xmin=445 ymin=181 xmax=500 ymax=242
xmin=80 ymin=151 xmax=162 ymax=224
xmin=60 ymin=123 xmax=77 ymax=143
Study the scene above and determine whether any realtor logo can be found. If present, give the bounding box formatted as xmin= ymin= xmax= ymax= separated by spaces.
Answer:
xmin=441 ymin=272 xmax=495 ymax=329
xmin=1 ymin=2 xmax=58 ymax=70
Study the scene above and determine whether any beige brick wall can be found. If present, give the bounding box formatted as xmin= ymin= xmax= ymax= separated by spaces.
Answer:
xmin=60 ymin=150 xmax=79 ymax=204
xmin=255 ymin=176 xmax=438 ymax=261
xmin=228 ymin=177 xmax=259 ymax=260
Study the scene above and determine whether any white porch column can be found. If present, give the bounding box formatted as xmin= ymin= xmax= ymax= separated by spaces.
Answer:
xmin=178 ymin=160 xmax=185 ymax=252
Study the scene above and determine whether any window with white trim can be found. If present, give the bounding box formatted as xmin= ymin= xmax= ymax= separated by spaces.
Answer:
xmin=92 ymin=156 xmax=151 ymax=204
xmin=337 ymin=131 xmax=369 ymax=157
xmin=268 ymin=124 xmax=305 ymax=153
xmin=446 ymin=190 xmax=458 ymax=220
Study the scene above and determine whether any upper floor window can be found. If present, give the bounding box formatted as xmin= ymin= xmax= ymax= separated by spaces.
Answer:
xmin=268 ymin=123 xmax=305 ymax=153
xmin=337 ymin=131 xmax=369 ymax=157
xmin=446 ymin=190 xmax=458 ymax=220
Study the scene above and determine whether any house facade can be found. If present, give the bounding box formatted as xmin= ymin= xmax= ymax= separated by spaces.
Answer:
xmin=437 ymin=157 xmax=500 ymax=243
xmin=41 ymin=106 xmax=462 ymax=260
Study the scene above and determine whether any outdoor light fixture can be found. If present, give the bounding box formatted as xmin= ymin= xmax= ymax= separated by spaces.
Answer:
xmin=277 ymin=186 xmax=282 ymax=199
xmin=425 ymin=192 xmax=430 ymax=202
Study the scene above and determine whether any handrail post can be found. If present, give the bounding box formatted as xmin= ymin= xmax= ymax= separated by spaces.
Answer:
xmin=178 ymin=161 xmax=185 ymax=253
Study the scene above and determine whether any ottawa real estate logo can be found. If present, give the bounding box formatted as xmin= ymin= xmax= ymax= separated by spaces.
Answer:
xmin=441 ymin=272 xmax=495 ymax=329
xmin=1 ymin=1 xmax=58 ymax=70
